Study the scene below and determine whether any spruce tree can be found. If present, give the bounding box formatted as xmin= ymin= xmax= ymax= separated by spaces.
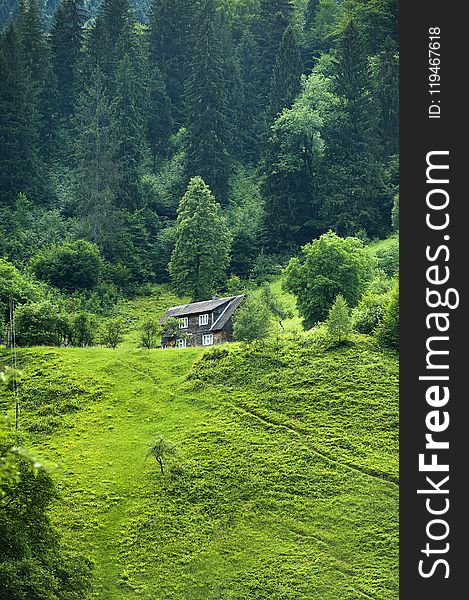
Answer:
xmin=185 ymin=0 xmax=230 ymax=204
xmin=51 ymin=0 xmax=86 ymax=121
xmin=73 ymin=69 xmax=121 ymax=248
xmin=0 ymin=25 xmax=39 ymax=206
xmin=371 ymin=36 xmax=399 ymax=159
xmin=322 ymin=19 xmax=390 ymax=237
xmin=305 ymin=0 xmax=320 ymax=30
xmin=169 ymin=176 xmax=231 ymax=301
xmin=237 ymin=30 xmax=264 ymax=162
xmin=256 ymin=0 xmax=294 ymax=90
xmin=17 ymin=0 xmax=58 ymax=161
xmin=113 ymin=38 xmax=150 ymax=211
xmin=148 ymin=0 xmax=194 ymax=125
xmin=269 ymin=25 xmax=303 ymax=119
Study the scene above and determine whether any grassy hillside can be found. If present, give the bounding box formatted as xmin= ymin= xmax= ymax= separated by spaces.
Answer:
xmin=0 ymin=316 xmax=398 ymax=599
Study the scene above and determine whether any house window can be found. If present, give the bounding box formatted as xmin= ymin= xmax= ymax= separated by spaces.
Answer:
xmin=176 ymin=338 xmax=187 ymax=349
xmin=199 ymin=314 xmax=209 ymax=326
xmin=179 ymin=317 xmax=188 ymax=329
xmin=202 ymin=333 xmax=213 ymax=346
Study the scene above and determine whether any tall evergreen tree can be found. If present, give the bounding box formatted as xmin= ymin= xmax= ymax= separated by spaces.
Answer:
xmin=74 ymin=69 xmax=121 ymax=248
xmin=16 ymin=0 xmax=58 ymax=160
xmin=322 ymin=19 xmax=390 ymax=236
xmin=113 ymin=39 xmax=149 ymax=211
xmin=305 ymin=0 xmax=320 ymax=30
xmin=169 ymin=176 xmax=231 ymax=301
xmin=256 ymin=0 xmax=293 ymax=91
xmin=50 ymin=0 xmax=86 ymax=121
xmin=371 ymin=36 xmax=399 ymax=159
xmin=147 ymin=63 xmax=173 ymax=169
xmin=237 ymin=30 xmax=263 ymax=162
xmin=0 ymin=25 xmax=39 ymax=206
xmin=185 ymin=0 xmax=230 ymax=204
xmin=148 ymin=0 xmax=194 ymax=125
xmin=269 ymin=24 xmax=303 ymax=119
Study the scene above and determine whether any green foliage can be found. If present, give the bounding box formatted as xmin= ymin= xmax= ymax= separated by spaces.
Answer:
xmin=0 ymin=258 xmax=44 ymax=327
xmin=233 ymin=295 xmax=271 ymax=343
xmin=269 ymin=24 xmax=303 ymax=119
xmin=0 ymin=412 xmax=92 ymax=598
xmin=100 ymin=318 xmax=125 ymax=349
xmin=185 ymin=0 xmax=231 ymax=203
xmin=140 ymin=318 xmax=160 ymax=349
xmin=351 ymin=290 xmax=388 ymax=335
xmin=15 ymin=301 xmax=68 ymax=347
xmin=146 ymin=435 xmax=176 ymax=474
xmin=169 ymin=177 xmax=231 ymax=301
xmin=325 ymin=294 xmax=351 ymax=344
xmin=284 ymin=230 xmax=372 ymax=328
xmin=32 ymin=240 xmax=103 ymax=292
xmin=376 ymin=280 xmax=399 ymax=350
xmin=374 ymin=236 xmax=399 ymax=277
xmin=391 ymin=194 xmax=399 ymax=231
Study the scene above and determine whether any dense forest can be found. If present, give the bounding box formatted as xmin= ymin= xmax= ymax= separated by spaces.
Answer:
xmin=1 ymin=0 xmax=398 ymax=309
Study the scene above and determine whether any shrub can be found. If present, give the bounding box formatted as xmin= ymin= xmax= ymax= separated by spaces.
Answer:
xmin=351 ymin=292 xmax=388 ymax=334
xmin=140 ymin=319 xmax=160 ymax=349
xmin=233 ymin=296 xmax=272 ymax=343
xmin=391 ymin=194 xmax=399 ymax=231
xmin=376 ymin=282 xmax=399 ymax=350
xmin=32 ymin=240 xmax=103 ymax=291
xmin=69 ymin=312 xmax=97 ymax=347
xmin=101 ymin=319 xmax=125 ymax=349
xmin=15 ymin=301 xmax=69 ymax=347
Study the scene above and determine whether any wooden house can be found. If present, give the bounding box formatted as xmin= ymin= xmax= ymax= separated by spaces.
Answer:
xmin=159 ymin=295 xmax=244 ymax=348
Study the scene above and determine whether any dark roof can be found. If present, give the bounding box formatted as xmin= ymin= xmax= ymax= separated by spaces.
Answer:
xmin=210 ymin=295 xmax=244 ymax=331
xmin=159 ymin=295 xmax=244 ymax=325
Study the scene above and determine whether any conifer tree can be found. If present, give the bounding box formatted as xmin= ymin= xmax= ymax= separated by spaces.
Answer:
xmin=237 ymin=30 xmax=263 ymax=162
xmin=269 ymin=25 xmax=303 ymax=119
xmin=113 ymin=39 xmax=149 ymax=211
xmin=148 ymin=0 xmax=194 ymax=125
xmin=74 ymin=69 xmax=121 ymax=248
xmin=169 ymin=177 xmax=231 ymax=301
xmin=322 ymin=19 xmax=390 ymax=237
xmin=17 ymin=0 xmax=58 ymax=160
xmin=51 ymin=0 xmax=86 ymax=121
xmin=256 ymin=0 xmax=293 ymax=90
xmin=0 ymin=25 xmax=39 ymax=206
xmin=147 ymin=64 xmax=173 ymax=168
xmin=185 ymin=0 xmax=230 ymax=204
xmin=305 ymin=0 xmax=320 ymax=30
xmin=371 ymin=36 xmax=399 ymax=159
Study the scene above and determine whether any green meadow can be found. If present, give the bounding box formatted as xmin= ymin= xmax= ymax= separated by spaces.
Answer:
xmin=0 ymin=290 xmax=398 ymax=599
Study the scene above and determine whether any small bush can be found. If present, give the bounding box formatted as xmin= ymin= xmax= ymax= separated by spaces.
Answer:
xmin=140 ymin=319 xmax=160 ymax=349
xmin=352 ymin=292 xmax=388 ymax=334
xmin=376 ymin=282 xmax=399 ymax=350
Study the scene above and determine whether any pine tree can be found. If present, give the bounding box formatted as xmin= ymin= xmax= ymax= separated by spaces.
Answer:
xmin=148 ymin=0 xmax=194 ymax=125
xmin=269 ymin=25 xmax=303 ymax=119
xmin=185 ymin=0 xmax=230 ymax=204
xmin=305 ymin=0 xmax=320 ymax=30
xmin=147 ymin=63 xmax=173 ymax=169
xmin=169 ymin=176 xmax=231 ymax=301
xmin=50 ymin=0 xmax=86 ymax=121
xmin=0 ymin=25 xmax=39 ymax=206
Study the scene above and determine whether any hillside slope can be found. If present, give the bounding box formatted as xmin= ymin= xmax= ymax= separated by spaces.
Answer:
xmin=0 ymin=334 xmax=398 ymax=599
